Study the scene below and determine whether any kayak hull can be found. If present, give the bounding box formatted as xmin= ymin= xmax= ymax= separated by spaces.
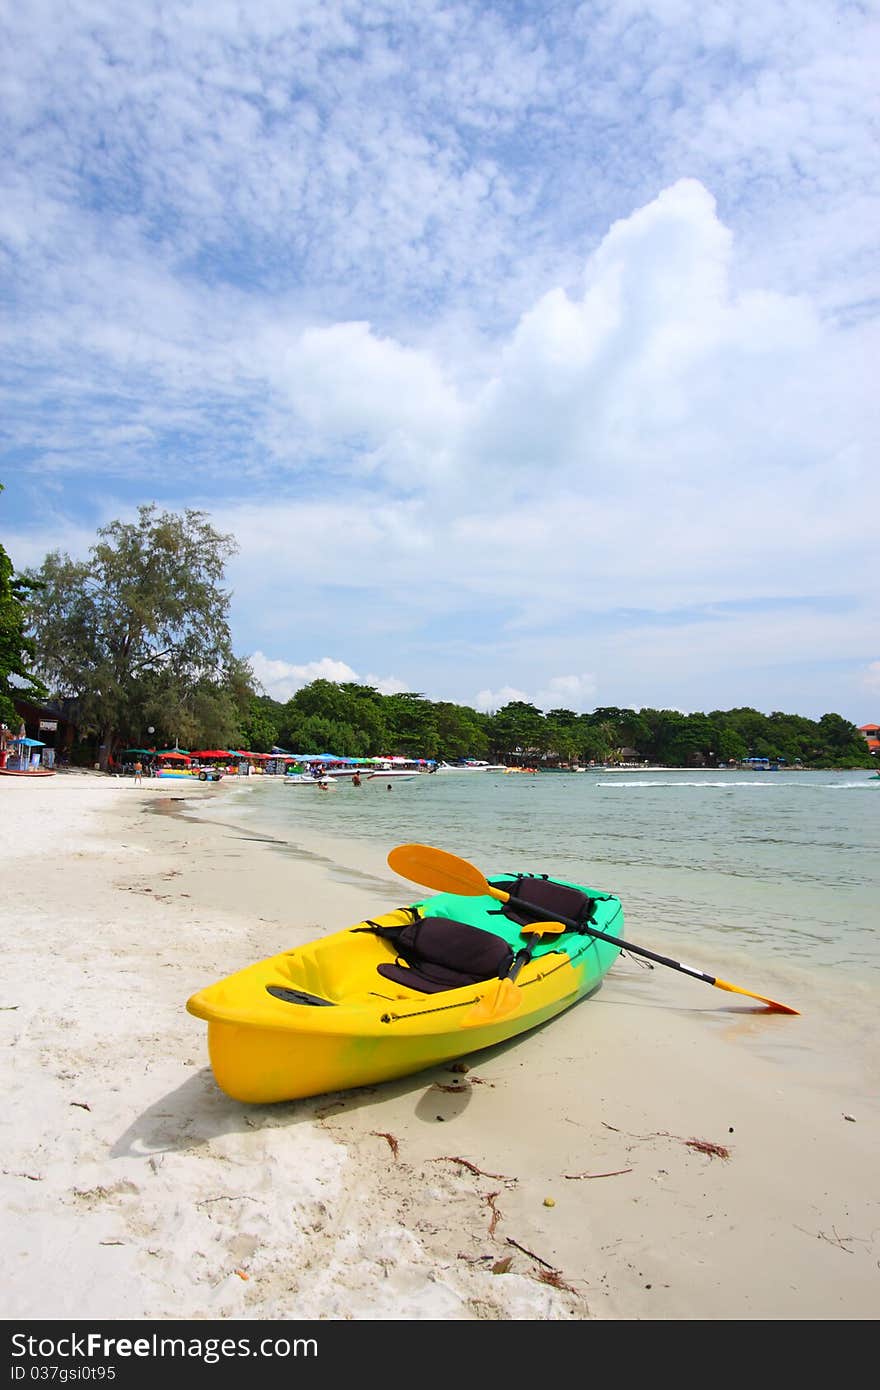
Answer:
xmin=187 ymin=877 xmax=623 ymax=1104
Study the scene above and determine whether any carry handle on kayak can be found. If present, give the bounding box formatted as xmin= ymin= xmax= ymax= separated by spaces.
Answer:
xmin=387 ymin=844 xmax=800 ymax=1015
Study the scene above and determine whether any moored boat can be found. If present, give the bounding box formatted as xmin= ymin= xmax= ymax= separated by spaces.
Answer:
xmin=186 ymin=863 xmax=623 ymax=1104
xmin=0 ymin=766 xmax=56 ymax=777
xmin=155 ymin=763 xmax=223 ymax=781
xmin=365 ymin=768 xmax=422 ymax=784
xmin=283 ymin=762 xmax=335 ymax=786
xmin=319 ymin=759 xmax=378 ymax=779
xmin=154 ymin=750 xmax=196 ymax=779
xmin=435 ymin=759 xmax=506 ymax=772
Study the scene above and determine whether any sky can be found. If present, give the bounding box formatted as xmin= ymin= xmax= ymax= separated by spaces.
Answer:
xmin=2 ymin=0 xmax=878 ymax=727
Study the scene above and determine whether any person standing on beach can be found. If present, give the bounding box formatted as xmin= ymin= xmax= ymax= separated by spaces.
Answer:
xmin=133 ymin=760 xmax=143 ymax=785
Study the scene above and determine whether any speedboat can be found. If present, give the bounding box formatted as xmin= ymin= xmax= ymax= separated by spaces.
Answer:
xmin=435 ymin=760 xmax=506 ymax=772
xmin=365 ymin=768 xmax=422 ymax=784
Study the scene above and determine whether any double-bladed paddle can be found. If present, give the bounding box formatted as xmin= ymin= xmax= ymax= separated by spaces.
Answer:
xmin=387 ymin=843 xmax=800 ymax=1015
xmin=464 ymin=920 xmax=565 ymax=1025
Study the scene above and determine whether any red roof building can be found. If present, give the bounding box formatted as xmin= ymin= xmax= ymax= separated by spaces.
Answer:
xmin=858 ymin=723 xmax=879 ymax=752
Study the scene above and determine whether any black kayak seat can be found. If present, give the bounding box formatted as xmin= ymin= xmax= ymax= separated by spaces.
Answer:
xmin=376 ymin=915 xmax=514 ymax=995
xmin=491 ymin=875 xmax=596 ymax=930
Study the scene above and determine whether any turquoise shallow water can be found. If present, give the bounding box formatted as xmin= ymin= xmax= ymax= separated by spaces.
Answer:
xmin=203 ymin=768 xmax=880 ymax=981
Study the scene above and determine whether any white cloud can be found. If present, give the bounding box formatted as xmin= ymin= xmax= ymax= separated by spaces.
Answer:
xmin=473 ymin=676 xmax=598 ymax=715
xmin=363 ymin=673 xmax=411 ymax=696
xmin=246 ymin=652 xmax=417 ymax=704
xmin=475 ymin=686 xmax=531 ymax=713
xmin=533 ymin=675 xmax=599 ymax=713
xmin=247 ymin=653 xmax=358 ymax=703
xmin=2 ymin=2 xmax=878 ymax=727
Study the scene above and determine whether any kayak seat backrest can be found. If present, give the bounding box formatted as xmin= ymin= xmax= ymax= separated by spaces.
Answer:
xmin=491 ymin=875 xmax=596 ymax=931
xmin=376 ymin=916 xmax=514 ymax=995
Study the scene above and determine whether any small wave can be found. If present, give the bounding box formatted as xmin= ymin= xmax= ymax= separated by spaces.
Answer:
xmin=596 ymin=778 xmax=875 ymax=790
xmin=597 ymin=779 xmax=775 ymax=789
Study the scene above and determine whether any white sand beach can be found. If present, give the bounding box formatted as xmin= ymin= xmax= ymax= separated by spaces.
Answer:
xmin=2 ymin=773 xmax=877 ymax=1322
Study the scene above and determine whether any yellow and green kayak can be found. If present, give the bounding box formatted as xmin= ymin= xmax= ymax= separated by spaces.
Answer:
xmin=186 ymin=870 xmax=623 ymax=1104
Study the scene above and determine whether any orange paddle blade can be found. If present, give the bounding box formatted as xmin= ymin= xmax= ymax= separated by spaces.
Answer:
xmin=462 ymin=978 xmax=522 ymax=1027
xmin=387 ymin=843 xmax=493 ymax=896
xmin=462 ymin=922 xmax=564 ymax=1027
xmin=713 ymin=978 xmax=800 ymax=1014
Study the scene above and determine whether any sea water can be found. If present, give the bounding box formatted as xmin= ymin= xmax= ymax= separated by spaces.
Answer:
xmin=197 ymin=768 xmax=879 ymax=977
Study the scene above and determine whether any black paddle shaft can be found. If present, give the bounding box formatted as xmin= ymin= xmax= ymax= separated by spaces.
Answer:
xmin=504 ymin=892 xmax=720 ymax=988
xmin=505 ymin=931 xmax=543 ymax=982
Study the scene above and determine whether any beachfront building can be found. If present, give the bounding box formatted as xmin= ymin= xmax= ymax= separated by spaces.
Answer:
xmin=858 ymin=723 xmax=879 ymax=756
xmin=6 ymin=696 xmax=79 ymax=768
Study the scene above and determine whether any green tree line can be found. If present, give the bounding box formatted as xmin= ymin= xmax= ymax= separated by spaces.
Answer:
xmin=266 ymin=689 xmax=873 ymax=770
xmin=1 ymin=497 xmax=873 ymax=770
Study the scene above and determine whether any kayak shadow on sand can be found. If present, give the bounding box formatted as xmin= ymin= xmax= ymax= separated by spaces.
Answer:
xmin=109 ymin=1009 xmax=577 ymax=1159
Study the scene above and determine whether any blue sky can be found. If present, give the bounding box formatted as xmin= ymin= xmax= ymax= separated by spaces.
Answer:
xmin=2 ymin=0 xmax=878 ymax=725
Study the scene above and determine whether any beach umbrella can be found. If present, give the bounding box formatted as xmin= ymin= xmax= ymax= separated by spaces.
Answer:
xmin=9 ymin=736 xmax=45 ymax=770
xmin=157 ymin=749 xmax=191 ymax=760
xmin=121 ymin=748 xmax=153 ymax=756
xmin=189 ymin=750 xmax=230 ymax=759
